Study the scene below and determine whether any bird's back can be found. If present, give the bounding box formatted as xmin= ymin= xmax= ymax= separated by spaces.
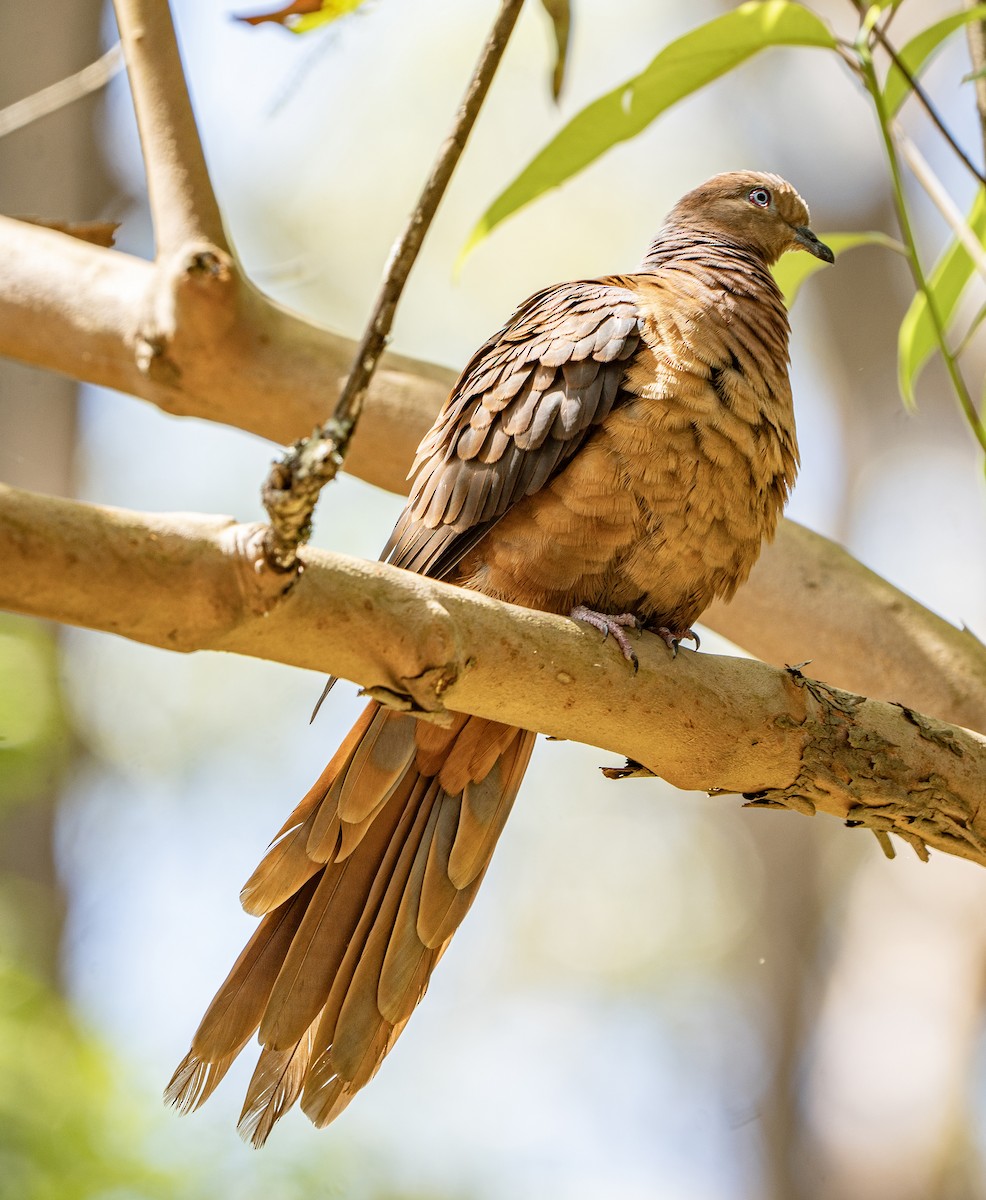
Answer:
xmin=451 ymin=256 xmax=798 ymax=631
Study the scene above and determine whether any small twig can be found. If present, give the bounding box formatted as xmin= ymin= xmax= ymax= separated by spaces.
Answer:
xmin=834 ymin=39 xmax=864 ymax=77
xmin=851 ymin=0 xmax=986 ymax=188
xmin=875 ymin=2 xmax=901 ymax=40
xmin=262 ymin=0 xmax=527 ymax=570
xmin=113 ymin=0 xmax=229 ymax=254
xmin=896 ymin=125 xmax=986 ymax=286
xmin=967 ymin=0 xmax=986 ymax=169
xmin=0 ymin=42 xmax=124 ymax=139
xmin=955 ymin=299 xmax=986 ymax=355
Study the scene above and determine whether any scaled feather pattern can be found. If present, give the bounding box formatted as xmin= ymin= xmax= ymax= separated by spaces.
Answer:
xmin=167 ymin=172 xmax=831 ymax=1143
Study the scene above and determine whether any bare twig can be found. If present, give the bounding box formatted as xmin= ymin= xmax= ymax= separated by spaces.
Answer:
xmin=857 ymin=2 xmax=986 ymax=189
xmin=113 ymin=0 xmax=228 ymax=254
xmin=896 ymin=125 xmax=986 ymax=285
xmin=855 ymin=37 xmax=986 ymax=454
xmin=967 ymin=0 xmax=986 ymax=168
xmin=0 ymin=42 xmax=124 ymax=139
xmin=261 ymin=0 xmax=527 ymax=570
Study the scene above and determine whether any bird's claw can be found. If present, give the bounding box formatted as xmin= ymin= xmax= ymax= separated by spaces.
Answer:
xmin=569 ymin=606 xmax=642 ymax=672
xmin=655 ymin=625 xmax=701 ymax=657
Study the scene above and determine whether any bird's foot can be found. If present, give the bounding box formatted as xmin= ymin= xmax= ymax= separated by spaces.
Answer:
xmin=570 ymin=606 xmax=642 ymax=672
xmin=653 ymin=625 xmax=701 ymax=657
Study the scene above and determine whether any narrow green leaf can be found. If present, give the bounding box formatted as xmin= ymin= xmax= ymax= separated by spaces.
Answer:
xmin=463 ymin=1 xmax=836 ymax=260
xmin=857 ymin=5 xmax=886 ymax=46
xmin=539 ymin=0 xmax=571 ymax=101
xmin=897 ymin=187 xmax=986 ymax=406
xmin=772 ymin=231 xmax=905 ymax=306
xmin=884 ymin=5 xmax=986 ymax=116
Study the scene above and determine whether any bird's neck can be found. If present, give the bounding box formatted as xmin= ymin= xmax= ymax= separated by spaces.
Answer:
xmin=638 ymin=225 xmax=782 ymax=299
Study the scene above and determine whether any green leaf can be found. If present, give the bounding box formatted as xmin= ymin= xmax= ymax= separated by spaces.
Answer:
xmin=898 ymin=187 xmax=986 ymax=406
xmin=857 ymin=4 xmax=886 ymax=47
xmin=539 ymin=0 xmax=571 ymax=101
xmin=884 ymin=5 xmax=986 ymax=116
xmin=772 ymin=231 xmax=905 ymax=306
xmin=463 ymin=1 xmax=836 ymax=260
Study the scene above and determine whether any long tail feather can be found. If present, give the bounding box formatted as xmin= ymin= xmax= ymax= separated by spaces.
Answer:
xmin=237 ymin=1019 xmax=317 ymax=1148
xmin=168 ymin=700 xmax=536 ymax=1141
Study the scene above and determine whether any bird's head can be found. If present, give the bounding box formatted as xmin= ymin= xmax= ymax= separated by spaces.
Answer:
xmin=667 ymin=171 xmax=834 ymax=267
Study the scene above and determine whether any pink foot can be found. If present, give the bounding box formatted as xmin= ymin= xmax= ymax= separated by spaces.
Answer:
xmin=570 ymin=606 xmax=642 ymax=671
xmin=654 ymin=625 xmax=701 ymax=656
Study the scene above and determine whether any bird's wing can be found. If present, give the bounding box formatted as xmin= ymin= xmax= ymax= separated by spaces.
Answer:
xmin=382 ymin=277 xmax=643 ymax=580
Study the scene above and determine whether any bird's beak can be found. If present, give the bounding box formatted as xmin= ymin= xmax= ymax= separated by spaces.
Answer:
xmin=793 ymin=226 xmax=835 ymax=263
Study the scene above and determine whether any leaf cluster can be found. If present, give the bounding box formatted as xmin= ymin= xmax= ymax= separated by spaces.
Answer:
xmin=265 ymin=1 xmax=986 ymax=457
xmin=224 ymin=1 xmax=986 ymax=461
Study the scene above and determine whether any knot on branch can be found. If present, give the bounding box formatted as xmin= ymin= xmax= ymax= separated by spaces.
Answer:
xmin=169 ymin=242 xmax=237 ymax=333
xmin=261 ymin=417 xmax=355 ymax=571
xmin=351 ymin=587 xmax=473 ymax=720
xmin=362 ymin=655 xmax=475 ymax=727
xmin=136 ymin=242 xmax=238 ymax=383
xmin=220 ymin=520 xmax=299 ymax=617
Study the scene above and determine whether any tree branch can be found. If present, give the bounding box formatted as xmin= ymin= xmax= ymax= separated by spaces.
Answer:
xmin=704 ymin=522 xmax=986 ymax=737
xmin=262 ymin=0 xmax=526 ymax=569
xmin=0 ymin=42 xmax=124 ymax=139
xmin=113 ymin=0 xmax=228 ymax=253
xmin=2 ymin=481 xmax=985 ymax=868
xmin=2 ymin=211 xmax=985 ymax=730
xmin=863 ymin=4 xmax=986 ymax=188
xmin=897 ymin=124 xmax=986 ymax=285
xmin=0 ymin=213 xmax=451 ymax=491
xmin=3 ymin=0 xmax=986 ymax=735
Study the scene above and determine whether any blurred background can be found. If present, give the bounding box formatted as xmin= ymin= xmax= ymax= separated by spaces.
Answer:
xmin=2 ymin=0 xmax=986 ymax=1196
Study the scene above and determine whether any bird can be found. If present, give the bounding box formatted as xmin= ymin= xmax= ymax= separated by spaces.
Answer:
xmin=166 ymin=171 xmax=833 ymax=1145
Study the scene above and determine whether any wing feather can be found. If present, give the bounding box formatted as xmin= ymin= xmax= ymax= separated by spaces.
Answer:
xmin=382 ymin=277 xmax=643 ymax=580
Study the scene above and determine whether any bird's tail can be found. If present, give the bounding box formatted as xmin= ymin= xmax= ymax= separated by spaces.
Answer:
xmin=166 ymin=701 xmax=535 ymax=1145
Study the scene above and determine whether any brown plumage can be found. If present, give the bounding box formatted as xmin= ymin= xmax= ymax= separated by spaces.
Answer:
xmin=167 ymin=171 xmax=832 ymax=1143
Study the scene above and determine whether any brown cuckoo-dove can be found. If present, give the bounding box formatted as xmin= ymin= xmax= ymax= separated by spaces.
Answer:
xmin=167 ymin=170 xmax=833 ymax=1144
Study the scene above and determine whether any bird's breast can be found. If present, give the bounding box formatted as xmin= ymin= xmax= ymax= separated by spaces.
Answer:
xmin=458 ymin=365 xmax=797 ymax=631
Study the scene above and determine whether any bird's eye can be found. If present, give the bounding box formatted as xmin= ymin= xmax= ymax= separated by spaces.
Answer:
xmin=749 ymin=187 xmax=772 ymax=208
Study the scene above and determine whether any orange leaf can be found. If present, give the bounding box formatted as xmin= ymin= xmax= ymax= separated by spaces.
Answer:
xmin=236 ymin=0 xmax=323 ymax=28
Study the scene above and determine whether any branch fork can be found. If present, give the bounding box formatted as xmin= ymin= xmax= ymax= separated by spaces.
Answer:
xmin=2 ymin=0 xmax=986 ymax=879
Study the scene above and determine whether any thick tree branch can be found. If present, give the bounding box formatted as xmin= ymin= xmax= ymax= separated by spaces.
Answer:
xmin=2 ymin=0 xmax=984 ymax=733
xmin=0 ymin=213 xmax=451 ymax=490
xmin=705 ymin=523 xmax=986 ymax=736
xmin=114 ymin=0 xmax=227 ymax=253
xmin=2 ymin=213 xmax=985 ymax=727
xmin=2 ymin=481 xmax=984 ymax=868
xmin=0 ymin=217 xmax=148 ymax=389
